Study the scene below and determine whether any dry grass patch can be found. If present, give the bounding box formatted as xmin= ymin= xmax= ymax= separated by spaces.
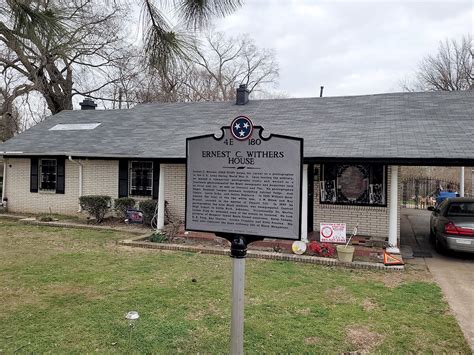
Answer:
xmin=304 ymin=336 xmax=321 ymax=345
xmin=184 ymin=302 xmax=224 ymax=321
xmin=0 ymin=286 xmax=43 ymax=311
xmin=295 ymin=307 xmax=312 ymax=316
xmin=324 ymin=285 xmax=357 ymax=304
xmin=346 ymin=325 xmax=385 ymax=353
xmin=361 ymin=298 xmax=377 ymax=311
xmin=44 ymin=284 xmax=103 ymax=300
xmin=351 ymin=269 xmax=433 ymax=289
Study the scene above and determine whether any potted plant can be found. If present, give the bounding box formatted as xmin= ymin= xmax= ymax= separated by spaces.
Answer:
xmin=336 ymin=224 xmax=358 ymax=262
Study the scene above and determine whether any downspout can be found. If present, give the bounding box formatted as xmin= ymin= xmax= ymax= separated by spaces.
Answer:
xmin=2 ymin=159 xmax=6 ymax=204
xmin=68 ymin=156 xmax=83 ymax=212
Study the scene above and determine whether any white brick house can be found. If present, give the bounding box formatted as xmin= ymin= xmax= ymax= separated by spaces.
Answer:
xmin=1 ymin=90 xmax=473 ymax=253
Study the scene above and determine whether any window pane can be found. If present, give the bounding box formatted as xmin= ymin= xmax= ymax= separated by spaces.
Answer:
xmin=370 ymin=164 xmax=385 ymax=204
xmin=447 ymin=203 xmax=474 ymax=216
xmin=40 ymin=159 xmax=57 ymax=191
xmin=130 ymin=161 xmax=153 ymax=196
xmin=320 ymin=163 xmax=385 ymax=206
xmin=320 ymin=164 xmax=337 ymax=203
xmin=338 ymin=165 xmax=368 ymax=203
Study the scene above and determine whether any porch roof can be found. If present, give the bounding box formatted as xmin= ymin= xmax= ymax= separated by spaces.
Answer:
xmin=1 ymin=90 xmax=473 ymax=165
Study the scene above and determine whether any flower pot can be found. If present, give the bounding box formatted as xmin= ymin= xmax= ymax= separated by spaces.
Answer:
xmin=337 ymin=245 xmax=355 ymax=263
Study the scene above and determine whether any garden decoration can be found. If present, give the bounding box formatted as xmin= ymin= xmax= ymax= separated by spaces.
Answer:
xmin=308 ymin=241 xmax=336 ymax=257
xmin=292 ymin=240 xmax=307 ymax=255
xmin=125 ymin=311 xmax=139 ymax=351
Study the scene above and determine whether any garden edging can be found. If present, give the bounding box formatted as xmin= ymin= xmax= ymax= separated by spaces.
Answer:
xmin=119 ymin=239 xmax=404 ymax=271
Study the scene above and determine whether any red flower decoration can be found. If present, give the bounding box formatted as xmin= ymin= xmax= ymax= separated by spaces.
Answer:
xmin=308 ymin=241 xmax=336 ymax=257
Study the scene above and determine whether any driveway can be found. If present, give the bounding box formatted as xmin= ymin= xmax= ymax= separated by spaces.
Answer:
xmin=401 ymin=208 xmax=474 ymax=351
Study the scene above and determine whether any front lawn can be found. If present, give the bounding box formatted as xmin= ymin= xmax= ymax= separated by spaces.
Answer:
xmin=0 ymin=218 xmax=470 ymax=353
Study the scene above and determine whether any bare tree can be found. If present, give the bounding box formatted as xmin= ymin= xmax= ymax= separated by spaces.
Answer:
xmin=186 ymin=31 xmax=279 ymax=101
xmin=123 ymin=31 xmax=279 ymax=104
xmin=0 ymin=56 xmax=26 ymax=141
xmin=402 ymin=35 xmax=473 ymax=91
xmin=0 ymin=0 xmax=132 ymax=115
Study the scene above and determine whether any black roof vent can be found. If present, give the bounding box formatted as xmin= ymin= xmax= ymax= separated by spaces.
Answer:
xmin=79 ymin=98 xmax=97 ymax=110
xmin=236 ymin=84 xmax=249 ymax=105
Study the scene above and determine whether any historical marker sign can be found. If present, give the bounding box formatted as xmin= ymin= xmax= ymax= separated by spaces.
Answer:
xmin=186 ymin=117 xmax=303 ymax=240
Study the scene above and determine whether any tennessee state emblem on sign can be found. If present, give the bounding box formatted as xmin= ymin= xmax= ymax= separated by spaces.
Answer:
xmin=231 ymin=116 xmax=253 ymax=140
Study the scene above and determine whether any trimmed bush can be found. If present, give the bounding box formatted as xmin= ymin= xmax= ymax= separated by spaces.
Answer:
xmin=139 ymin=199 xmax=158 ymax=226
xmin=79 ymin=195 xmax=111 ymax=223
xmin=114 ymin=197 xmax=136 ymax=219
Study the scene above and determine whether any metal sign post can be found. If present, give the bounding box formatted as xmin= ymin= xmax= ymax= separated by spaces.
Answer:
xmin=230 ymin=236 xmax=247 ymax=355
xmin=185 ymin=116 xmax=303 ymax=353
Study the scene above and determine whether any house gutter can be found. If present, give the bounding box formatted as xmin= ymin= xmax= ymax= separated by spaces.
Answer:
xmin=68 ymin=156 xmax=83 ymax=212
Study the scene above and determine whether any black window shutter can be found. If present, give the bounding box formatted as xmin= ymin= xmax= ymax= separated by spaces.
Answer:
xmin=30 ymin=158 xmax=39 ymax=193
xmin=118 ymin=159 xmax=129 ymax=197
xmin=56 ymin=157 xmax=65 ymax=194
xmin=152 ymin=162 xmax=160 ymax=199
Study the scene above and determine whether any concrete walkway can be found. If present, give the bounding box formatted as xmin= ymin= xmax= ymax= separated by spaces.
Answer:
xmin=401 ymin=209 xmax=474 ymax=351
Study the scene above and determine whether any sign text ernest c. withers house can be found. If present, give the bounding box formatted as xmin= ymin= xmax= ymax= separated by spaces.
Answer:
xmin=186 ymin=117 xmax=303 ymax=240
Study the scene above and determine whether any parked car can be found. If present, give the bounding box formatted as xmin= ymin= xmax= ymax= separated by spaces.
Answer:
xmin=428 ymin=197 xmax=474 ymax=254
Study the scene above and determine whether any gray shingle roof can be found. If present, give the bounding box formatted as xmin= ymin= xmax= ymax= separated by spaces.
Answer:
xmin=1 ymin=90 xmax=473 ymax=163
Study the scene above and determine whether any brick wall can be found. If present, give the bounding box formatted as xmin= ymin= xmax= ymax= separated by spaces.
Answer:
xmin=4 ymin=158 xmax=402 ymax=242
xmin=82 ymin=160 xmax=119 ymax=197
xmin=163 ymin=164 xmax=186 ymax=221
xmin=4 ymin=158 xmax=118 ymax=215
xmin=313 ymin=165 xmax=401 ymax=240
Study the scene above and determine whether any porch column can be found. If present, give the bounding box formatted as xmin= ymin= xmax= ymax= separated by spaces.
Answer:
xmin=387 ymin=165 xmax=400 ymax=254
xmin=156 ymin=164 xmax=166 ymax=231
xmin=301 ymin=164 xmax=308 ymax=243
xmin=460 ymin=167 xmax=465 ymax=197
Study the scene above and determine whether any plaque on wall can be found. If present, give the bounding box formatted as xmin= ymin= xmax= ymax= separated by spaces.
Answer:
xmin=185 ymin=116 xmax=303 ymax=240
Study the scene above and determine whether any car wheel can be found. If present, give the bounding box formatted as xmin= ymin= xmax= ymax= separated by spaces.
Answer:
xmin=429 ymin=227 xmax=435 ymax=241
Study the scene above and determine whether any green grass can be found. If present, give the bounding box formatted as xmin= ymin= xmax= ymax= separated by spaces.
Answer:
xmin=0 ymin=218 xmax=470 ymax=353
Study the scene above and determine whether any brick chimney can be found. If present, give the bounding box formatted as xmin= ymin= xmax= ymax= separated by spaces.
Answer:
xmin=79 ymin=98 xmax=97 ymax=110
xmin=236 ymin=84 xmax=249 ymax=105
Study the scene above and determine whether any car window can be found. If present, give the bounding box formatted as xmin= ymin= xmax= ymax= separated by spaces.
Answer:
xmin=446 ymin=202 xmax=474 ymax=217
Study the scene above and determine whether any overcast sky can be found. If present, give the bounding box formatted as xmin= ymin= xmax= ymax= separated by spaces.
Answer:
xmin=212 ymin=0 xmax=473 ymax=98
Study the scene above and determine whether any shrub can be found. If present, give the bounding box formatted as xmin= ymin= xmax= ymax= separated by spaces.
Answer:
xmin=139 ymin=199 xmax=158 ymax=226
xmin=149 ymin=231 xmax=167 ymax=243
xmin=38 ymin=215 xmax=54 ymax=222
xmin=114 ymin=197 xmax=136 ymax=219
xmin=79 ymin=195 xmax=111 ymax=223
xmin=308 ymin=241 xmax=336 ymax=257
